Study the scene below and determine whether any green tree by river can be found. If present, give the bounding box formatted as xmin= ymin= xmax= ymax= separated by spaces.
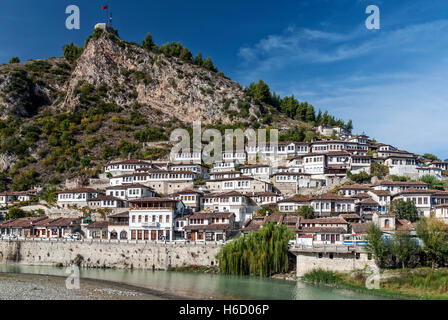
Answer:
xmin=217 ymin=223 xmax=295 ymax=277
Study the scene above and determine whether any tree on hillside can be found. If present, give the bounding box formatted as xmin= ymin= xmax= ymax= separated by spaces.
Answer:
xmin=9 ymin=57 xmax=20 ymax=64
xmin=255 ymin=206 xmax=274 ymax=217
xmin=297 ymin=206 xmax=314 ymax=219
xmin=201 ymin=57 xmax=218 ymax=73
xmin=416 ymin=217 xmax=448 ymax=269
xmin=305 ymin=105 xmax=316 ymax=123
xmin=345 ymin=120 xmax=353 ymax=132
xmin=63 ymin=43 xmax=83 ymax=64
xmin=6 ymin=208 xmax=29 ymax=220
xmin=365 ymin=223 xmax=388 ymax=267
xmin=370 ymin=162 xmax=389 ymax=179
xmin=390 ymin=231 xmax=420 ymax=269
xmin=347 ymin=170 xmax=371 ymax=184
xmin=194 ymin=52 xmax=203 ymax=66
xmin=248 ymin=80 xmax=271 ymax=104
xmin=142 ymin=32 xmax=158 ymax=51
xmin=423 ymin=153 xmax=440 ymax=162
xmin=420 ymin=175 xmax=444 ymax=190
xmin=391 ymin=199 xmax=419 ymax=222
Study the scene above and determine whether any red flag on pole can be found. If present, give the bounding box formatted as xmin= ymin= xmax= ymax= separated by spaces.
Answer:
xmin=102 ymin=5 xmax=108 ymax=10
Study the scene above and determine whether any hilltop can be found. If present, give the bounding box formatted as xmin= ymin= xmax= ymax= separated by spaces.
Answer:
xmin=0 ymin=26 xmax=351 ymax=191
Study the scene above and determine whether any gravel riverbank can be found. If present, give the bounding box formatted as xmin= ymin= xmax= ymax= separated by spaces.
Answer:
xmin=0 ymin=273 xmax=185 ymax=300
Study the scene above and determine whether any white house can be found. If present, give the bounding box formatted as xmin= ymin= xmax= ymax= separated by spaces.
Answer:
xmin=57 ymin=188 xmax=101 ymax=208
xmin=128 ymin=198 xmax=185 ymax=241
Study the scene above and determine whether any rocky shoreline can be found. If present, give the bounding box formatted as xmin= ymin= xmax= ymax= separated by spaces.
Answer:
xmin=0 ymin=273 xmax=186 ymax=300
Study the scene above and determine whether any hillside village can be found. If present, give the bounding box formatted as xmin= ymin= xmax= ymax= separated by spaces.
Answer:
xmin=1 ymin=124 xmax=447 ymax=246
xmin=0 ymin=24 xmax=447 ymax=266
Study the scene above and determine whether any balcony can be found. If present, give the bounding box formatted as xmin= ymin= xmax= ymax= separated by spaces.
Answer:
xmin=141 ymin=222 xmax=160 ymax=228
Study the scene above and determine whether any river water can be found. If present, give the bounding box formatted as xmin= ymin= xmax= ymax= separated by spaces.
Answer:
xmin=0 ymin=264 xmax=388 ymax=300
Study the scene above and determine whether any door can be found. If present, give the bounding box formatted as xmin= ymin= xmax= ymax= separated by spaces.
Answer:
xmin=191 ymin=232 xmax=196 ymax=241
xmin=331 ymin=234 xmax=335 ymax=244
xmin=47 ymin=230 xmax=51 ymax=238
xmin=151 ymin=231 xmax=157 ymax=241
xmin=144 ymin=231 xmax=149 ymax=240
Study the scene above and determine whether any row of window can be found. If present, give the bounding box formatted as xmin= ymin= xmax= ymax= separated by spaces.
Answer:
xmin=131 ymin=214 xmax=171 ymax=224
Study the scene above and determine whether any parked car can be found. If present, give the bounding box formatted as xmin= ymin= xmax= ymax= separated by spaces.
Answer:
xmin=63 ymin=233 xmax=83 ymax=241
xmin=1 ymin=234 xmax=18 ymax=240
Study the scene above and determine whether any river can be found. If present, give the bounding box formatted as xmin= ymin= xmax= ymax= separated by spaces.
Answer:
xmin=0 ymin=264 xmax=388 ymax=300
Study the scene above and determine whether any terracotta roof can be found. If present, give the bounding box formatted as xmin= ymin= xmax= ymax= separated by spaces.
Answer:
xmin=129 ymin=197 xmax=178 ymax=204
xmin=339 ymin=214 xmax=361 ymax=220
xmin=188 ymin=212 xmax=234 ymax=219
xmin=46 ymin=218 xmax=80 ymax=227
xmin=87 ymin=221 xmax=109 ymax=229
xmin=248 ymin=192 xmax=281 ymax=197
xmin=57 ymin=188 xmax=99 ymax=194
xmin=398 ymin=188 xmax=435 ymax=195
xmin=277 ymin=196 xmax=311 ymax=204
xmin=369 ymin=190 xmax=391 ymax=196
xmin=375 ymin=180 xmax=428 ymax=186
xmin=108 ymin=159 xmax=152 ymax=165
xmin=350 ymin=192 xmax=371 ymax=199
xmin=204 ymin=191 xmax=247 ymax=198
xmin=184 ymin=223 xmax=232 ymax=231
xmin=435 ymin=203 xmax=448 ymax=208
xmin=241 ymin=218 xmax=264 ymax=232
xmin=395 ymin=219 xmax=416 ymax=232
xmin=0 ymin=217 xmax=48 ymax=228
xmin=88 ymin=195 xmax=123 ymax=202
xmin=358 ymin=198 xmax=379 ymax=206
xmin=312 ymin=193 xmax=355 ymax=201
xmin=339 ymin=184 xmax=371 ymax=190
xmin=299 ymin=227 xmax=347 ymax=234
xmin=352 ymin=223 xmax=371 ymax=234
xmin=109 ymin=211 xmax=130 ymax=218
xmin=106 ymin=184 xmax=153 ymax=190
xmin=300 ymin=218 xmax=347 ymax=225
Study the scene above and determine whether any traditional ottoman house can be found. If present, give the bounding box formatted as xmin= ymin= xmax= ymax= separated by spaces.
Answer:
xmin=240 ymin=216 xmax=265 ymax=235
xmin=104 ymin=159 xmax=153 ymax=177
xmin=339 ymin=184 xmax=371 ymax=197
xmin=296 ymin=217 xmax=349 ymax=245
xmin=106 ymin=184 xmax=157 ymax=201
xmin=435 ymin=204 xmax=448 ymax=224
xmin=209 ymin=171 xmax=242 ymax=180
xmin=432 ymin=161 xmax=448 ymax=171
xmin=33 ymin=218 xmax=81 ymax=238
xmin=433 ymin=190 xmax=448 ymax=206
xmin=184 ymin=212 xmax=235 ymax=242
xmin=87 ymin=221 xmax=109 ymax=239
xmin=203 ymin=191 xmax=255 ymax=224
xmin=240 ymin=164 xmax=272 ymax=181
xmin=174 ymin=215 xmax=189 ymax=240
xmin=384 ymin=153 xmax=418 ymax=178
xmin=128 ymin=198 xmax=185 ymax=241
xmin=372 ymin=180 xmax=428 ymax=195
xmin=393 ymin=188 xmax=434 ymax=217
xmin=309 ymin=193 xmax=356 ymax=217
xmin=273 ymin=172 xmax=316 ymax=195
xmin=169 ymin=189 xmax=204 ymax=212
xmin=168 ymin=163 xmax=210 ymax=179
xmin=349 ymin=155 xmax=372 ymax=174
xmin=417 ymin=166 xmax=443 ymax=180
xmin=355 ymin=198 xmax=380 ymax=219
xmin=87 ymin=195 xmax=127 ymax=209
xmin=108 ymin=212 xmax=129 ymax=240
xmin=205 ymin=176 xmax=273 ymax=194
xmin=248 ymin=191 xmax=282 ymax=206
xmin=0 ymin=192 xmax=19 ymax=206
xmin=277 ymin=196 xmax=310 ymax=213
xmin=368 ymin=189 xmax=392 ymax=213
xmin=0 ymin=217 xmax=48 ymax=238
xmin=57 ymin=188 xmax=101 ymax=209
xmin=212 ymin=161 xmax=239 ymax=172
xmin=171 ymin=148 xmax=202 ymax=163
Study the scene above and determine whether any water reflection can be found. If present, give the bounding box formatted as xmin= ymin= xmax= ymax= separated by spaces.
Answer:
xmin=0 ymin=264 xmax=387 ymax=300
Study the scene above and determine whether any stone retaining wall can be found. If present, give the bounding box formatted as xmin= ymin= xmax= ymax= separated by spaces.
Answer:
xmin=0 ymin=240 xmax=222 ymax=270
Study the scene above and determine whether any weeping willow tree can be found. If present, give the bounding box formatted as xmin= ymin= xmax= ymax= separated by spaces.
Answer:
xmin=217 ymin=223 xmax=295 ymax=277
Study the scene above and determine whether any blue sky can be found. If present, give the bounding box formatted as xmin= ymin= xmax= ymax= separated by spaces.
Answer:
xmin=1 ymin=0 xmax=447 ymax=160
